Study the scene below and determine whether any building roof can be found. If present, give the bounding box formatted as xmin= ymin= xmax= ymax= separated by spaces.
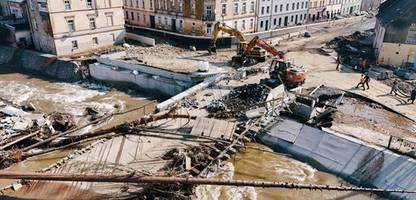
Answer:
xmin=377 ymin=0 xmax=416 ymax=26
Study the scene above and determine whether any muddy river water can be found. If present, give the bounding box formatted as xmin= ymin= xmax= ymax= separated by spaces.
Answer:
xmin=0 ymin=72 xmax=381 ymax=199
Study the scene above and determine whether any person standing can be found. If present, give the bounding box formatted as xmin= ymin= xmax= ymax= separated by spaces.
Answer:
xmin=356 ymin=74 xmax=370 ymax=90
xmin=336 ymin=54 xmax=341 ymax=72
xmin=408 ymin=88 xmax=416 ymax=104
xmin=390 ymin=80 xmax=399 ymax=95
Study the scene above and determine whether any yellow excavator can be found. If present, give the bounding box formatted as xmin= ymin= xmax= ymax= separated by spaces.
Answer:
xmin=208 ymin=22 xmax=266 ymax=65
xmin=208 ymin=23 xmax=305 ymax=88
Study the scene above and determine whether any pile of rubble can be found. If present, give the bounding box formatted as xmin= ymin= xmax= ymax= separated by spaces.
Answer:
xmin=327 ymin=31 xmax=375 ymax=68
xmin=207 ymin=84 xmax=270 ymax=118
xmin=0 ymin=101 xmax=76 ymax=169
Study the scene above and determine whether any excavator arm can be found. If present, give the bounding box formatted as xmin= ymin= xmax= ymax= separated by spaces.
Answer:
xmin=208 ymin=22 xmax=246 ymax=54
xmin=244 ymin=36 xmax=285 ymax=59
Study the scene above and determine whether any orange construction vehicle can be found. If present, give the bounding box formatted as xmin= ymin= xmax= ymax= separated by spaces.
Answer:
xmin=208 ymin=22 xmax=266 ymax=66
xmin=243 ymin=36 xmax=306 ymax=88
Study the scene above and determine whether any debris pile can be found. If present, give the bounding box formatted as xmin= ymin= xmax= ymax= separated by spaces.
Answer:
xmin=328 ymin=31 xmax=375 ymax=68
xmin=0 ymin=102 xmax=79 ymax=169
xmin=48 ymin=112 xmax=75 ymax=132
xmin=207 ymin=84 xmax=270 ymax=118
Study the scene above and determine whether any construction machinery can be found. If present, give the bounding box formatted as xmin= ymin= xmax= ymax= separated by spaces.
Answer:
xmin=208 ymin=22 xmax=266 ymax=65
xmin=244 ymin=36 xmax=306 ymax=88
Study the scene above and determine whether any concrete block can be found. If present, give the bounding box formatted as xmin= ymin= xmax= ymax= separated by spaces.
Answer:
xmin=126 ymin=33 xmax=156 ymax=46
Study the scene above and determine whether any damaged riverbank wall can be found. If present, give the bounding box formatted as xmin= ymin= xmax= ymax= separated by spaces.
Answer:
xmin=90 ymin=58 xmax=221 ymax=96
xmin=0 ymin=45 xmax=82 ymax=81
xmin=258 ymin=119 xmax=416 ymax=200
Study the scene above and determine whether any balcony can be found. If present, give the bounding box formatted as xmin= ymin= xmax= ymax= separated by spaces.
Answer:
xmin=202 ymin=14 xmax=215 ymax=21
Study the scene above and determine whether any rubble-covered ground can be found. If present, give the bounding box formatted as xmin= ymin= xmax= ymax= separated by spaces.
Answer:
xmin=124 ymin=42 xmax=235 ymax=73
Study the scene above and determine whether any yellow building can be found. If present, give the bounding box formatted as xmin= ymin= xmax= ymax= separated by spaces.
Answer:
xmin=27 ymin=0 xmax=125 ymax=57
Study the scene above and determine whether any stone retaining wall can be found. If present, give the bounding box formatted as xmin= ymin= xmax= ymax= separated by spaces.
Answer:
xmin=0 ymin=46 xmax=82 ymax=81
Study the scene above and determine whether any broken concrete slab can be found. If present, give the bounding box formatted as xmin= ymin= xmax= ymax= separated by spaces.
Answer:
xmin=12 ymin=118 xmax=33 ymax=131
xmin=0 ymin=106 xmax=29 ymax=117
xmin=245 ymin=107 xmax=267 ymax=119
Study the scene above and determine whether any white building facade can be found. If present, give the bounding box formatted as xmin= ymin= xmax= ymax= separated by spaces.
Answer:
xmin=215 ymin=0 xmax=257 ymax=34
xmin=341 ymin=0 xmax=361 ymax=16
xmin=257 ymin=0 xmax=309 ymax=32
xmin=325 ymin=0 xmax=342 ymax=19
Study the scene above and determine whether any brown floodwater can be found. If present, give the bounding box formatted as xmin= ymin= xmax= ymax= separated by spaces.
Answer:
xmin=0 ymin=72 xmax=155 ymax=189
xmin=195 ymin=143 xmax=383 ymax=200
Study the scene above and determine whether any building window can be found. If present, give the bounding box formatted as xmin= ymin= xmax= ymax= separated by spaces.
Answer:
xmin=86 ymin=0 xmax=93 ymax=8
xmin=292 ymin=3 xmax=295 ymax=10
xmin=280 ymin=4 xmax=283 ymax=12
xmin=250 ymin=18 xmax=254 ymax=29
xmin=93 ymin=37 xmax=98 ymax=45
xmin=261 ymin=7 xmax=264 ymax=15
xmin=241 ymin=20 xmax=245 ymax=30
xmin=305 ymin=1 xmax=308 ymax=8
xmin=106 ymin=14 xmax=114 ymax=26
xmin=67 ymin=18 xmax=75 ymax=32
xmin=72 ymin=40 xmax=78 ymax=49
xmin=273 ymin=18 xmax=276 ymax=25
xmin=233 ymin=3 xmax=238 ymax=15
xmin=142 ymin=0 xmax=145 ymax=8
xmin=137 ymin=13 xmax=140 ymax=21
xmin=301 ymin=2 xmax=304 ymax=9
xmin=286 ymin=3 xmax=289 ymax=11
xmin=131 ymin=12 xmax=134 ymax=20
xmin=179 ymin=0 xmax=183 ymax=12
xmin=207 ymin=24 xmax=212 ymax=34
xmin=250 ymin=1 xmax=255 ymax=13
xmin=233 ymin=21 xmax=237 ymax=29
xmin=266 ymin=6 xmax=270 ymax=14
xmin=260 ymin=21 xmax=263 ymax=28
xmin=291 ymin=15 xmax=294 ymax=22
xmin=179 ymin=20 xmax=183 ymax=29
xmin=222 ymin=4 xmax=226 ymax=15
xmin=297 ymin=2 xmax=299 ymax=9
xmin=206 ymin=5 xmax=212 ymax=17
xmin=191 ymin=1 xmax=195 ymax=15
xmin=275 ymin=5 xmax=278 ymax=13
xmin=125 ymin=11 xmax=129 ymax=19
xmin=89 ymin=16 xmax=96 ymax=29
xmin=64 ymin=0 xmax=71 ymax=10
xmin=242 ymin=2 xmax=246 ymax=14
xmin=278 ymin=18 xmax=281 ymax=26
xmin=164 ymin=17 xmax=168 ymax=26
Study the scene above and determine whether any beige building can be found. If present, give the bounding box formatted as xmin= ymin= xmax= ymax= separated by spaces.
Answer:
xmin=216 ymin=0 xmax=257 ymax=33
xmin=373 ymin=0 xmax=416 ymax=68
xmin=125 ymin=0 xmax=213 ymax=36
xmin=124 ymin=0 xmax=257 ymax=36
xmin=27 ymin=0 xmax=125 ymax=57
